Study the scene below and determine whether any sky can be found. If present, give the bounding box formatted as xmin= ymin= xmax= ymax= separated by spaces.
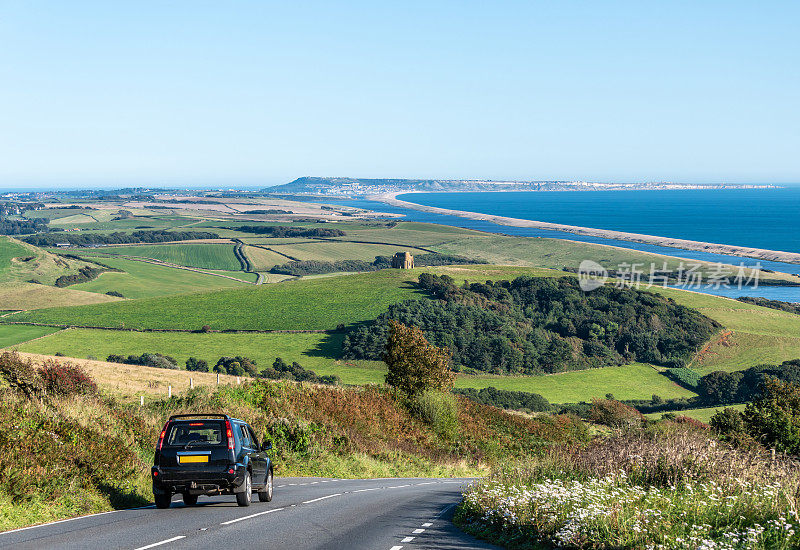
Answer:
xmin=0 ymin=1 xmax=798 ymax=189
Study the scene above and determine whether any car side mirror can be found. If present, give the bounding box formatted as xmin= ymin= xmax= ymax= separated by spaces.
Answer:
xmin=261 ymin=441 xmax=272 ymax=452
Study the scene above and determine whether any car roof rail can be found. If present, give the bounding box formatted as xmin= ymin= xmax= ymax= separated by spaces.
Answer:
xmin=167 ymin=413 xmax=230 ymax=421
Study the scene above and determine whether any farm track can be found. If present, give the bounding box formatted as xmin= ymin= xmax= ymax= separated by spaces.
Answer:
xmin=232 ymin=239 xmax=263 ymax=284
xmin=248 ymin=243 xmax=302 ymax=261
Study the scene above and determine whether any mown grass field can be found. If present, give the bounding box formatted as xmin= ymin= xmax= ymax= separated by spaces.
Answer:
xmin=0 ymin=237 xmax=29 ymax=274
xmin=457 ymin=363 xmax=696 ymax=402
xmin=0 ymin=325 xmax=60 ymax=348
xmin=68 ymin=256 xmax=251 ymax=298
xmin=266 ymin=241 xmax=431 ymax=262
xmin=94 ymin=243 xmax=241 ymax=270
xmin=9 ymin=265 xmax=558 ymax=331
xmin=644 ymin=403 xmax=747 ymax=423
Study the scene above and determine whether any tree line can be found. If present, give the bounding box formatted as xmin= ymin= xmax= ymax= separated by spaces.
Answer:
xmin=23 ymin=230 xmax=220 ymax=247
xmin=234 ymin=225 xmax=346 ymax=238
xmin=343 ymin=274 xmax=718 ymax=375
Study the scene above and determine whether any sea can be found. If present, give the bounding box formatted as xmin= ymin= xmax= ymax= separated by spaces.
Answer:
xmin=312 ymin=187 xmax=800 ymax=302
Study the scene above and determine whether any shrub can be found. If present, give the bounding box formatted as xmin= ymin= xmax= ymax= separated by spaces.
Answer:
xmin=665 ymin=366 xmax=701 ymax=389
xmin=260 ymin=358 xmax=340 ymax=385
xmin=38 ymin=361 xmax=97 ymax=397
xmin=742 ymin=379 xmax=800 ymax=454
xmin=589 ymin=398 xmax=644 ymax=430
xmin=185 ymin=357 xmax=208 ymax=372
xmin=384 ymin=320 xmax=454 ymax=396
xmin=407 ymin=390 xmax=459 ymax=438
xmin=106 ymin=352 xmax=178 ymax=369
xmin=264 ymin=418 xmax=320 ymax=456
xmin=0 ymin=351 xmax=43 ymax=398
xmin=105 ymin=291 xmax=124 ymax=298
xmin=454 ymin=387 xmax=551 ymax=412
xmin=214 ymin=356 xmax=257 ymax=377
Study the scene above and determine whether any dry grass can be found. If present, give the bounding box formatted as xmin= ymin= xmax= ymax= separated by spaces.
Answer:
xmin=17 ymin=352 xmax=242 ymax=401
xmin=0 ymin=283 xmax=119 ymax=310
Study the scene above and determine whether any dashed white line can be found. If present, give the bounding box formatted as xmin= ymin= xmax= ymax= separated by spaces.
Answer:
xmin=134 ymin=536 xmax=186 ymax=550
xmin=389 ymin=546 xmax=404 ymax=550
xmin=422 ymin=522 xmax=433 ymax=527
xmin=302 ymin=493 xmax=342 ymax=504
xmin=220 ymin=507 xmax=285 ymax=525
xmin=352 ymin=487 xmax=381 ymax=493
xmin=401 ymin=536 xmax=415 ymax=542
xmin=412 ymin=528 xmax=425 ymax=534
xmin=386 ymin=484 xmax=411 ymax=489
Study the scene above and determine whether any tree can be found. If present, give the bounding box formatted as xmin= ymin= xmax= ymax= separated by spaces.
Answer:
xmin=698 ymin=371 xmax=742 ymax=404
xmin=185 ymin=357 xmax=208 ymax=372
xmin=383 ymin=320 xmax=454 ymax=396
xmin=741 ymin=379 xmax=800 ymax=454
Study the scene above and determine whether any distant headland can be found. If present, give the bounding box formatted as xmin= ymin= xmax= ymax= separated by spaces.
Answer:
xmin=265 ymin=176 xmax=779 ymax=197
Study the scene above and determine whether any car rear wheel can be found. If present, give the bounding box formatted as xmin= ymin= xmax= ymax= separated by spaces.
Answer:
xmin=154 ymin=492 xmax=172 ymax=509
xmin=236 ymin=471 xmax=252 ymax=507
xmin=258 ymin=469 xmax=273 ymax=502
xmin=183 ymin=493 xmax=198 ymax=506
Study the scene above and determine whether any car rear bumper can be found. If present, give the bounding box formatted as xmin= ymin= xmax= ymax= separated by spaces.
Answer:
xmin=152 ymin=465 xmax=246 ymax=495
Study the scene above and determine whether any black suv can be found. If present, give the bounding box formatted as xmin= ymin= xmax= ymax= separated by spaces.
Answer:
xmin=152 ymin=414 xmax=274 ymax=508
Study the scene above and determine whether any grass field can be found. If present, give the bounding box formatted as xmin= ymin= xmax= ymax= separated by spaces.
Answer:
xmin=242 ymin=245 xmax=291 ymax=270
xmin=0 ymin=237 xmax=30 ymax=275
xmin=0 ymin=325 xmax=61 ymax=348
xmin=645 ymin=403 xmax=747 ymax=423
xmin=7 ymin=265 xmax=559 ymax=331
xmin=0 ymin=284 xmax=120 ymax=310
xmin=456 ymin=363 xmax=696 ymax=402
xmin=267 ymin=241 xmax=431 ymax=262
xmin=66 ymin=256 xmax=251 ymax=298
xmin=94 ymin=243 xmax=241 ymax=270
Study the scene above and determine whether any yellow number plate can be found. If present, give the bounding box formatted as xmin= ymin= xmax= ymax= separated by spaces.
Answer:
xmin=178 ymin=455 xmax=209 ymax=464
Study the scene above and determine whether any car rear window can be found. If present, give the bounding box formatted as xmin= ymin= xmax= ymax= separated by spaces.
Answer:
xmin=166 ymin=421 xmax=225 ymax=447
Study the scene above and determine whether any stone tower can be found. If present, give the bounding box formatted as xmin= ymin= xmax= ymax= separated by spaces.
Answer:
xmin=391 ymin=252 xmax=414 ymax=269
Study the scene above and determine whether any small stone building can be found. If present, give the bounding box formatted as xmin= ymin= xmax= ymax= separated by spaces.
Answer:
xmin=391 ymin=252 xmax=414 ymax=269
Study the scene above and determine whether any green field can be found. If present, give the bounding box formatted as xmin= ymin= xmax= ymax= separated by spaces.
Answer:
xmin=456 ymin=363 xmax=695 ymax=402
xmin=93 ymin=243 xmax=241 ymax=270
xmin=645 ymin=403 xmax=747 ymax=423
xmin=7 ymin=265 xmax=558 ymax=331
xmin=16 ymin=328 xmax=385 ymax=384
xmin=0 ymin=324 xmax=61 ymax=348
xmin=267 ymin=241 xmax=430 ymax=262
xmin=0 ymin=237 xmax=29 ymax=275
xmin=66 ymin=256 xmax=251 ymax=298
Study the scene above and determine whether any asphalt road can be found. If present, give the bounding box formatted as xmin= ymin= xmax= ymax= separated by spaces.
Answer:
xmin=0 ymin=477 xmax=500 ymax=550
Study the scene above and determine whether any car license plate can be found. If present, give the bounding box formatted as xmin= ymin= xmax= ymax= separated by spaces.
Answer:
xmin=178 ymin=455 xmax=209 ymax=464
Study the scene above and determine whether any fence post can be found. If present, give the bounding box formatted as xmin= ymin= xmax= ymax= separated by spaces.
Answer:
xmin=190 ymin=377 xmax=194 ymax=389
xmin=140 ymin=395 xmax=144 ymax=406
xmin=168 ymin=385 xmax=172 ymax=398
xmin=216 ymin=373 xmax=220 ymax=385
xmin=237 ymin=376 xmax=240 ymax=385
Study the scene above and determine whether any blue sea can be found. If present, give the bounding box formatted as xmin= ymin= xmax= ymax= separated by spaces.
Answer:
xmin=402 ymin=188 xmax=800 ymax=254
xmin=313 ymin=187 xmax=800 ymax=301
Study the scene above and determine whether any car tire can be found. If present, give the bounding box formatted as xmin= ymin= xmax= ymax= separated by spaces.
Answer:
xmin=236 ymin=471 xmax=252 ymax=507
xmin=258 ymin=469 xmax=273 ymax=502
xmin=154 ymin=493 xmax=172 ymax=509
xmin=183 ymin=493 xmax=198 ymax=506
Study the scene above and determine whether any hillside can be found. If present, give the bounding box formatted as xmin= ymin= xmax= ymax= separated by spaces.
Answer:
xmin=0 ymin=351 xmax=586 ymax=531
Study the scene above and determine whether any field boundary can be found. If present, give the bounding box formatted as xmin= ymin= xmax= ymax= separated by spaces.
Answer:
xmin=0 ymin=321 xmax=329 ymax=334
xmin=74 ymin=253 xmax=255 ymax=284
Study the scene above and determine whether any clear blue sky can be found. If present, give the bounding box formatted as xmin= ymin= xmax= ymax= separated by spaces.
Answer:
xmin=1 ymin=1 xmax=798 ymax=188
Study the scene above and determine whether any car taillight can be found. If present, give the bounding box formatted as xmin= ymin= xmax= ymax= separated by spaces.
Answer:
xmin=157 ymin=421 xmax=169 ymax=451
xmin=226 ymin=420 xmax=234 ymax=450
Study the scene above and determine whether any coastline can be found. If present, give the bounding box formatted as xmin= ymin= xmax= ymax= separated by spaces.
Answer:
xmin=371 ymin=192 xmax=800 ymax=265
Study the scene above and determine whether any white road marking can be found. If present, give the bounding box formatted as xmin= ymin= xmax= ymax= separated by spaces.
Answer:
xmin=416 ymin=482 xmax=437 ymax=486
xmin=412 ymin=528 xmax=425 ymax=534
xmin=422 ymin=522 xmax=433 ymax=527
xmin=401 ymin=536 xmax=415 ymax=542
xmin=386 ymin=484 xmax=411 ymax=489
xmin=220 ymin=507 xmax=285 ymax=525
xmin=134 ymin=536 xmax=186 ymax=550
xmin=302 ymin=493 xmax=342 ymax=504
xmin=352 ymin=487 xmax=381 ymax=493
xmin=390 ymin=546 xmax=404 ymax=550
